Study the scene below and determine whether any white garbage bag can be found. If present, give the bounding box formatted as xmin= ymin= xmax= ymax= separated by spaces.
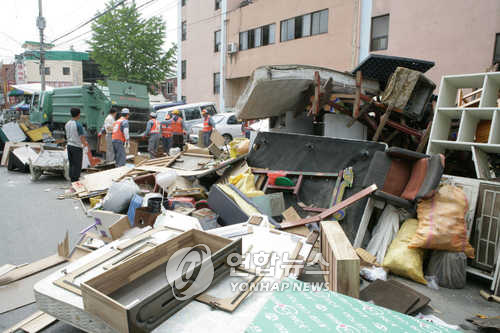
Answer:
xmin=101 ymin=178 xmax=140 ymax=213
xmin=366 ymin=204 xmax=400 ymax=264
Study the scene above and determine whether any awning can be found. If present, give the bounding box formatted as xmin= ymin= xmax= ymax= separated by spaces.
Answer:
xmin=10 ymin=83 xmax=54 ymax=95
xmin=8 ymin=89 xmax=26 ymax=96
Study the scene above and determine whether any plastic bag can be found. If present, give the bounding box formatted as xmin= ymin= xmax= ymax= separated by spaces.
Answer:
xmin=360 ymin=266 xmax=387 ymax=282
xmin=366 ymin=204 xmax=400 ymax=264
xmin=409 ymin=185 xmax=474 ymax=258
xmin=426 ymin=250 xmax=467 ymax=289
xmin=101 ymin=178 xmax=140 ymax=213
xmin=383 ymin=219 xmax=427 ymax=285
xmin=229 ymin=171 xmax=264 ymax=198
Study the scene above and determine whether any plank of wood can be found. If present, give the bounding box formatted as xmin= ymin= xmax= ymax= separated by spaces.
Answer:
xmin=373 ymin=104 xmax=393 ymax=141
xmin=0 ymin=254 xmax=66 ymax=286
xmin=81 ymin=166 xmax=133 ymax=192
xmin=353 ymin=197 xmax=375 ymax=248
xmin=4 ymin=311 xmax=57 ymax=333
xmin=280 ymin=185 xmax=377 ymax=229
xmin=210 ymin=129 xmax=226 ymax=147
xmin=320 ymin=221 xmax=359 ymax=298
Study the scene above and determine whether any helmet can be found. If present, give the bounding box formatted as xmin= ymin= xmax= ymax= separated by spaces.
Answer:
xmin=173 ymin=109 xmax=180 ymax=115
xmin=201 ymin=109 xmax=207 ymax=114
xmin=150 ymin=112 xmax=157 ymax=118
xmin=121 ymin=108 xmax=130 ymax=115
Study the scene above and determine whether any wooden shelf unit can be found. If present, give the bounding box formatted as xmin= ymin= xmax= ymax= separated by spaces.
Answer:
xmin=427 ymin=72 xmax=500 ymax=178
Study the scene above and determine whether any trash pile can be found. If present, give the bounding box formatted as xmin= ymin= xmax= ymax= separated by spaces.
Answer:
xmin=1 ymin=56 xmax=500 ymax=333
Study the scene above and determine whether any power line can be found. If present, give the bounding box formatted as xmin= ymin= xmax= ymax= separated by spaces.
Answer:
xmin=50 ymin=0 xmax=127 ymax=44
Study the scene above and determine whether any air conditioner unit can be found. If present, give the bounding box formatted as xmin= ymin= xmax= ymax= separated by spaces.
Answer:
xmin=227 ymin=43 xmax=238 ymax=54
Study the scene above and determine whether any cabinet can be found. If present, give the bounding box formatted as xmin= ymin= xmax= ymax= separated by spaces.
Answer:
xmin=427 ymin=72 xmax=500 ymax=178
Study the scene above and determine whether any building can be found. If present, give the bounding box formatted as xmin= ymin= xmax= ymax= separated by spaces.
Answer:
xmin=16 ymin=41 xmax=89 ymax=88
xmin=1 ymin=63 xmax=16 ymax=105
xmin=178 ymin=0 xmax=500 ymax=111
xmin=163 ymin=77 xmax=178 ymax=101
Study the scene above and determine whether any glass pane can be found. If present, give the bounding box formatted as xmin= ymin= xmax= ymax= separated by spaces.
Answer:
xmin=255 ymin=27 xmax=262 ymax=47
xmin=248 ymin=29 xmax=255 ymax=49
xmin=320 ymin=10 xmax=328 ymax=33
xmin=269 ymin=24 xmax=276 ymax=44
xmin=185 ymin=108 xmax=201 ymax=121
xmin=262 ymin=25 xmax=269 ymax=45
xmin=204 ymin=105 xmax=217 ymax=115
xmin=240 ymin=31 xmax=248 ymax=50
xmin=295 ymin=16 xmax=303 ymax=39
xmin=372 ymin=15 xmax=389 ymax=38
xmin=287 ymin=19 xmax=295 ymax=40
xmin=281 ymin=21 xmax=287 ymax=41
xmin=302 ymin=14 xmax=311 ymax=37
xmin=312 ymin=12 xmax=320 ymax=35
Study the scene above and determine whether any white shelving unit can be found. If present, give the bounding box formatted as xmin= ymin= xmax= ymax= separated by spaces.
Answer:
xmin=427 ymin=72 xmax=500 ymax=178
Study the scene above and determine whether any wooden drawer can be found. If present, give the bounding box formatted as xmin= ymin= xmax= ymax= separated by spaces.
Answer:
xmin=81 ymin=229 xmax=241 ymax=333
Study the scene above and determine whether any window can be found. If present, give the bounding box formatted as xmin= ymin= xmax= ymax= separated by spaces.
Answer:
xmin=371 ymin=14 xmax=389 ymax=51
xmin=281 ymin=9 xmax=328 ymax=42
xmin=41 ymin=67 xmax=50 ymax=75
xmin=213 ymin=72 xmax=220 ymax=95
xmin=167 ymin=81 xmax=174 ymax=94
xmin=227 ymin=115 xmax=242 ymax=125
xmin=494 ymin=33 xmax=500 ymax=64
xmin=239 ymin=23 xmax=276 ymax=50
xmin=182 ymin=0 xmax=186 ymax=7
xmin=181 ymin=60 xmax=186 ymax=79
xmin=214 ymin=30 xmax=221 ymax=52
xmin=62 ymin=67 xmax=70 ymax=75
xmin=181 ymin=96 xmax=186 ymax=103
xmin=215 ymin=0 xmax=221 ymax=10
xmin=182 ymin=21 xmax=187 ymax=41
xmin=184 ymin=107 xmax=201 ymax=121
xmin=239 ymin=31 xmax=248 ymax=50
xmin=203 ymin=105 xmax=217 ymax=115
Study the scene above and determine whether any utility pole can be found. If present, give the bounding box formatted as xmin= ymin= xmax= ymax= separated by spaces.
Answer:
xmin=37 ymin=0 xmax=46 ymax=92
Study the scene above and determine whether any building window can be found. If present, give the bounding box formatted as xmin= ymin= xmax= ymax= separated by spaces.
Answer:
xmin=213 ymin=72 xmax=220 ymax=95
xmin=167 ymin=81 xmax=174 ymax=94
xmin=181 ymin=60 xmax=186 ymax=80
xmin=181 ymin=21 xmax=187 ymax=41
xmin=62 ymin=67 xmax=70 ymax=75
xmin=239 ymin=23 xmax=276 ymax=51
xmin=494 ymin=33 xmax=500 ymax=64
xmin=214 ymin=30 xmax=221 ymax=52
xmin=280 ymin=9 xmax=328 ymax=42
xmin=370 ymin=14 xmax=389 ymax=51
xmin=181 ymin=95 xmax=186 ymax=103
xmin=182 ymin=0 xmax=186 ymax=7
xmin=215 ymin=0 xmax=221 ymax=10
xmin=40 ymin=67 xmax=50 ymax=75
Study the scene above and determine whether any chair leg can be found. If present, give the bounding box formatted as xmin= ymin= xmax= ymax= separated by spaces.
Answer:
xmin=373 ymin=104 xmax=393 ymax=141
xmin=416 ymin=121 xmax=432 ymax=153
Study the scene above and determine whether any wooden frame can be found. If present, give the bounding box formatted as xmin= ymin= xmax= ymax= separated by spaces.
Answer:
xmin=81 ymin=229 xmax=241 ymax=333
xmin=320 ymin=221 xmax=360 ymax=298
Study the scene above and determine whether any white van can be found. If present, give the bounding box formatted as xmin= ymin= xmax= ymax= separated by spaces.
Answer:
xmin=156 ymin=102 xmax=217 ymax=135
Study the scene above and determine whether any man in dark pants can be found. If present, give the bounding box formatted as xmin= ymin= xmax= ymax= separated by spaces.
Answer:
xmin=112 ymin=108 xmax=130 ymax=167
xmin=170 ymin=109 xmax=186 ymax=150
xmin=201 ymin=109 xmax=215 ymax=147
xmin=65 ymin=108 xmax=88 ymax=182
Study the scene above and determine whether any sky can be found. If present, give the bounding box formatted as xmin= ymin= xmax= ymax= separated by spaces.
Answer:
xmin=0 ymin=0 xmax=178 ymax=63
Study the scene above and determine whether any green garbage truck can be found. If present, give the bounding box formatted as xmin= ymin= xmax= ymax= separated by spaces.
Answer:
xmin=29 ymin=80 xmax=150 ymax=149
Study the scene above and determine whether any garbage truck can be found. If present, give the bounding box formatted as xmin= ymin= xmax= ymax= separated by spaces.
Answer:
xmin=29 ymin=80 xmax=150 ymax=149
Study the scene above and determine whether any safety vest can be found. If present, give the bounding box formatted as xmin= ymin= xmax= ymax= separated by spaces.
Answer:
xmin=171 ymin=117 xmax=183 ymax=134
xmin=202 ymin=116 xmax=213 ymax=132
xmin=112 ymin=117 xmax=126 ymax=142
xmin=150 ymin=119 xmax=160 ymax=135
xmin=161 ymin=121 xmax=172 ymax=138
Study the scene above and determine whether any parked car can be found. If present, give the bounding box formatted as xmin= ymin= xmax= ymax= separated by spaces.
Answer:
xmin=191 ymin=112 xmax=244 ymax=144
xmin=156 ymin=102 xmax=218 ymax=136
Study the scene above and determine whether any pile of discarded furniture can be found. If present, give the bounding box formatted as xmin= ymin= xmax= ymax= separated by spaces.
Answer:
xmin=1 ymin=59 xmax=500 ymax=332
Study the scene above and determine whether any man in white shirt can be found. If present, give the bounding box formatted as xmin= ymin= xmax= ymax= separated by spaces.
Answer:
xmin=65 ymin=108 xmax=88 ymax=182
xmin=100 ymin=109 xmax=117 ymax=162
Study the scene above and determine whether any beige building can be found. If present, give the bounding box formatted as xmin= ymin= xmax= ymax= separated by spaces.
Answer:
xmin=178 ymin=0 xmax=500 ymax=111
xmin=18 ymin=41 xmax=89 ymax=87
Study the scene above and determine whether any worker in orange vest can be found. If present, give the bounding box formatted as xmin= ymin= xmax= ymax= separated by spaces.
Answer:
xmin=201 ymin=109 xmax=215 ymax=147
xmin=144 ymin=112 xmax=160 ymax=158
xmin=170 ymin=109 xmax=186 ymax=150
xmin=241 ymin=120 xmax=251 ymax=139
xmin=160 ymin=113 xmax=173 ymax=155
xmin=112 ymin=108 xmax=130 ymax=167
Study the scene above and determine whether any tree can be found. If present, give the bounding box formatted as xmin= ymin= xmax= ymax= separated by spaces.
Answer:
xmin=89 ymin=1 xmax=176 ymax=91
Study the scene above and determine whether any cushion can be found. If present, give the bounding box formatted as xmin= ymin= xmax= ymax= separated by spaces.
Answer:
xmin=383 ymin=159 xmax=411 ymax=196
xmin=401 ymin=158 xmax=428 ymax=200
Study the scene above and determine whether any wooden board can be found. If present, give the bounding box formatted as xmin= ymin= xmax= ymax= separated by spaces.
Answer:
xmin=0 ymin=253 xmax=66 ymax=286
xmin=320 ymin=221 xmax=360 ymax=298
xmin=472 ymin=146 xmax=492 ymax=179
xmin=4 ymin=311 xmax=56 ymax=333
xmin=1 ymin=142 xmax=42 ymax=166
xmin=78 ymin=166 xmax=132 ymax=192
xmin=210 ymin=129 xmax=226 ymax=147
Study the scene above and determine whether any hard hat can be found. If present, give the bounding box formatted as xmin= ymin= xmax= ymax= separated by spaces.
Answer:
xmin=121 ymin=108 xmax=130 ymax=115
xmin=201 ymin=109 xmax=207 ymax=114
xmin=150 ymin=112 xmax=157 ymax=118
xmin=173 ymin=109 xmax=180 ymax=115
